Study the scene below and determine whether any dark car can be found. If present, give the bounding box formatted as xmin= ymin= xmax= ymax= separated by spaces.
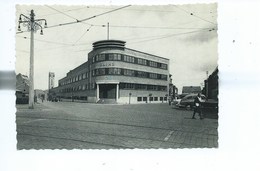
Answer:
xmin=177 ymin=93 xmax=206 ymax=109
xmin=51 ymin=97 xmax=58 ymax=102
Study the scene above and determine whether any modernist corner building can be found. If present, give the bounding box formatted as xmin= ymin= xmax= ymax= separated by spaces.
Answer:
xmin=50 ymin=40 xmax=170 ymax=104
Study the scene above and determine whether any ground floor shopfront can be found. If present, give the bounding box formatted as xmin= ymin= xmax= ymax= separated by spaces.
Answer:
xmin=53 ymin=81 xmax=168 ymax=104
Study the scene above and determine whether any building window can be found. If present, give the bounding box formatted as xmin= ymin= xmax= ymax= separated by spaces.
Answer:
xmin=91 ymin=83 xmax=95 ymax=89
xmin=158 ymin=86 xmax=167 ymax=91
xmin=136 ymin=84 xmax=147 ymax=90
xmin=137 ymin=58 xmax=147 ymax=65
xmin=143 ymin=97 xmax=147 ymax=102
xmin=94 ymin=68 xmax=106 ymax=76
xmin=79 ymin=74 xmax=82 ymax=81
xmin=108 ymin=68 xmax=121 ymax=75
xmin=123 ymin=55 xmax=135 ymax=63
xmin=86 ymin=72 xmax=89 ymax=78
xmin=100 ymin=68 xmax=106 ymax=75
xmin=137 ymin=97 xmax=142 ymax=101
xmin=149 ymin=61 xmax=158 ymax=67
xmin=160 ymin=63 xmax=167 ymax=69
xmin=108 ymin=53 xmax=121 ymax=61
xmin=136 ymin=71 xmax=147 ymax=78
xmin=123 ymin=69 xmax=135 ymax=76
xmin=149 ymin=73 xmax=158 ymax=79
xmin=161 ymin=74 xmax=167 ymax=81
xmin=120 ymin=83 xmax=135 ymax=89
xmin=147 ymin=85 xmax=157 ymax=90
xmin=154 ymin=97 xmax=158 ymax=101
xmin=96 ymin=54 xmax=106 ymax=62
xmin=83 ymin=73 xmax=86 ymax=79
xmin=149 ymin=97 xmax=153 ymax=101
xmin=160 ymin=97 xmax=163 ymax=101
xmin=164 ymin=97 xmax=167 ymax=101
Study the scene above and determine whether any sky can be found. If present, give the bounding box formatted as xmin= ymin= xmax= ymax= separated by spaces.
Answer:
xmin=15 ymin=4 xmax=218 ymax=92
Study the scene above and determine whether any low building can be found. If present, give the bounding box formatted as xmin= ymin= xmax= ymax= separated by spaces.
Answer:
xmin=202 ymin=67 xmax=218 ymax=100
xmin=182 ymin=86 xmax=201 ymax=95
xmin=16 ymin=73 xmax=29 ymax=104
xmin=50 ymin=40 xmax=170 ymax=104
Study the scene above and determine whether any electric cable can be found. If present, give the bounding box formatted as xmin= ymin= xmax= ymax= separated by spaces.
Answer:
xmin=173 ymin=5 xmax=217 ymax=25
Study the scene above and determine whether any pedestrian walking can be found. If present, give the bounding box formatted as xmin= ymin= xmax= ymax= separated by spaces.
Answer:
xmin=192 ymin=93 xmax=203 ymax=119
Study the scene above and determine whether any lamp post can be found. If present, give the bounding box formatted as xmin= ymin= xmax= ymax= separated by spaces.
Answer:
xmin=18 ymin=10 xmax=47 ymax=109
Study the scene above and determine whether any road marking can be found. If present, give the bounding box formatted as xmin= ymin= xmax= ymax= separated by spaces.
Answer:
xmin=164 ymin=131 xmax=174 ymax=141
xmin=22 ymin=119 xmax=47 ymax=124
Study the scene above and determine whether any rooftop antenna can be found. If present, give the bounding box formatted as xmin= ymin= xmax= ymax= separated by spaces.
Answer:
xmin=107 ymin=22 xmax=109 ymax=40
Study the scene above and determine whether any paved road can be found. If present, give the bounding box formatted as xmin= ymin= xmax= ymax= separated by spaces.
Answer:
xmin=16 ymin=101 xmax=218 ymax=149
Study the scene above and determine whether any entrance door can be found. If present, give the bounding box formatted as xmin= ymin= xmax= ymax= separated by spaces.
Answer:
xmin=99 ymin=84 xmax=116 ymax=99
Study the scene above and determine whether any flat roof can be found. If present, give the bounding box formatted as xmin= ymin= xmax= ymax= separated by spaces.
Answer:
xmin=125 ymin=48 xmax=169 ymax=61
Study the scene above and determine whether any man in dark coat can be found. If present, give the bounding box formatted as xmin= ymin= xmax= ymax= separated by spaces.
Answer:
xmin=192 ymin=93 xmax=203 ymax=119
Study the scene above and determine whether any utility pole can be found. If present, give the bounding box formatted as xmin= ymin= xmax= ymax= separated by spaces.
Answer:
xmin=18 ymin=10 xmax=47 ymax=109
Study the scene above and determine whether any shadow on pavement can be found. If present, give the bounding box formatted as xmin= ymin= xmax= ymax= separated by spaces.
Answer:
xmin=173 ymin=106 xmax=218 ymax=119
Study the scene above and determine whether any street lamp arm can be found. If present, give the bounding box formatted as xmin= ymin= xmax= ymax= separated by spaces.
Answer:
xmin=34 ymin=22 xmax=43 ymax=29
xmin=19 ymin=14 xmax=30 ymax=21
xmin=35 ymin=19 xmax=47 ymax=28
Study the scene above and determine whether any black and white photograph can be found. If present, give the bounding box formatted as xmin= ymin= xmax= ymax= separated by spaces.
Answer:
xmin=1 ymin=0 xmax=260 ymax=171
xmin=15 ymin=4 xmax=218 ymax=149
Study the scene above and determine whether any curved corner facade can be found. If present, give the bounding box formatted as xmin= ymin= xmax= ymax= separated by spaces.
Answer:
xmin=51 ymin=40 xmax=170 ymax=104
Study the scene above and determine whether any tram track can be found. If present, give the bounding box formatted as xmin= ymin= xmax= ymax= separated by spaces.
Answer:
xmin=17 ymin=123 xmax=216 ymax=149
xmin=16 ymin=115 xmax=217 ymax=135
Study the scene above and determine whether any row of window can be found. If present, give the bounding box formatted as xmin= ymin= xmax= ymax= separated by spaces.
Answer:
xmin=59 ymin=72 xmax=89 ymax=86
xmin=59 ymin=83 xmax=167 ymax=93
xmin=137 ymin=96 xmax=167 ymax=102
xmin=59 ymin=83 xmax=95 ymax=93
xmin=92 ymin=53 xmax=168 ymax=70
xmin=93 ymin=68 xmax=168 ymax=81
xmin=120 ymin=83 xmax=167 ymax=91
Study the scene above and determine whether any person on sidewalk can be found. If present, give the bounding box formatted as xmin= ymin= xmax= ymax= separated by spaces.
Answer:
xmin=192 ymin=93 xmax=203 ymax=119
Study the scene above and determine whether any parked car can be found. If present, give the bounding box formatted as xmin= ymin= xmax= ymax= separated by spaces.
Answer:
xmin=177 ymin=93 xmax=206 ymax=109
xmin=171 ymin=94 xmax=188 ymax=106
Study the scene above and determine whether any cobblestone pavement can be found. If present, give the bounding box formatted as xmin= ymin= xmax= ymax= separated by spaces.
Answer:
xmin=16 ymin=102 xmax=218 ymax=149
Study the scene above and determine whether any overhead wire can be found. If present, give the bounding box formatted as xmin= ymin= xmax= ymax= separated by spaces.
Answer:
xmin=173 ymin=5 xmax=217 ymax=26
xmin=16 ymin=35 xmax=74 ymax=46
xmin=45 ymin=5 xmax=92 ymax=26
xmin=73 ymin=25 xmax=93 ymax=45
xmin=16 ymin=5 xmax=131 ymax=34
xmin=101 ymin=24 xmax=213 ymax=30
xmin=44 ymin=5 xmax=131 ymax=29
xmin=128 ymin=28 xmax=215 ymax=44
xmin=85 ymin=6 xmax=178 ymax=13
xmin=38 ymin=6 xmax=89 ymax=17
xmin=45 ymin=5 xmax=81 ymax=21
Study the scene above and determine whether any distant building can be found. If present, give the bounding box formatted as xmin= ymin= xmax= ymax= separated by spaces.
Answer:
xmin=182 ymin=86 xmax=201 ymax=94
xmin=16 ymin=73 xmax=29 ymax=104
xmin=35 ymin=89 xmax=45 ymax=100
xmin=48 ymin=72 xmax=55 ymax=89
xmin=202 ymin=67 xmax=218 ymax=100
xmin=50 ymin=40 xmax=170 ymax=104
